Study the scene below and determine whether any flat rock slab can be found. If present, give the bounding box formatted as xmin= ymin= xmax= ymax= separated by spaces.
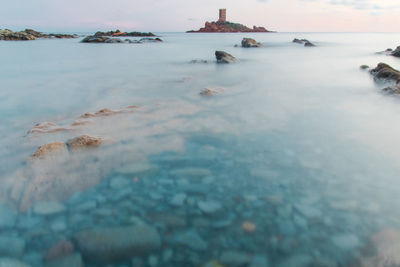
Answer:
xmin=74 ymin=224 xmax=160 ymax=263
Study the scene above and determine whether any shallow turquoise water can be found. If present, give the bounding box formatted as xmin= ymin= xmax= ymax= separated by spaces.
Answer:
xmin=1 ymin=33 xmax=400 ymax=266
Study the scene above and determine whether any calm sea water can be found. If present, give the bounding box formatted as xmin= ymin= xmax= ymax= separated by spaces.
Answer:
xmin=1 ymin=32 xmax=400 ymax=266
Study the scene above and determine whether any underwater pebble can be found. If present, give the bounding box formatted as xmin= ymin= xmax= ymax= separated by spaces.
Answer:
xmin=331 ymin=234 xmax=359 ymax=250
xmin=198 ymin=200 xmax=222 ymax=214
xmin=0 ymin=205 xmax=17 ymax=228
xmin=175 ymin=229 xmax=208 ymax=251
xmin=170 ymin=193 xmax=187 ymax=207
xmin=110 ymin=176 xmax=130 ymax=189
xmin=33 ymin=202 xmax=66 ymax=216
xmin=219 ymin=250 xmax=251 ymax=267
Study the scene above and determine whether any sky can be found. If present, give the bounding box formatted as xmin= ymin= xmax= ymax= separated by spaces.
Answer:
xmin=0 ymin=0 xmax=399 ymax=32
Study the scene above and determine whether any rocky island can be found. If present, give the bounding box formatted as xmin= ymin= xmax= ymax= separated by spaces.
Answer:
xmin=187 ymin=9 xmax=273 ymax=33
xmin=0 ymin=28 xmax=77 ymax=41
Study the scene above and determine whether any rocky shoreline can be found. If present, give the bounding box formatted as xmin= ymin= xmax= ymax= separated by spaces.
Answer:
xmin=0 ymin=29 xmax=77 ymax=41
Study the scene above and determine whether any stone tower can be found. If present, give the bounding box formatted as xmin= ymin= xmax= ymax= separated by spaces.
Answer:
xmin=218 ymin=9 xmax=226 ymax=22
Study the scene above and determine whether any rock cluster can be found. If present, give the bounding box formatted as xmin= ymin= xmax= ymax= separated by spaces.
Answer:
xmin=293 ymin=38 xmax=316 ymax=47
xmin=215 ymin=51 xmax=237 ymax=63
xmin=93 ymin=29 xmax=156 ymax=37
xmin=81 ymin=36 xmax=162 ymax=43
xmin=377 ymin=46 xmax=400 ymax=57
xmin=0 ymin=28 xmax=77 ymax=41
xmin=241 ymin=38 xmax=262 ymax=48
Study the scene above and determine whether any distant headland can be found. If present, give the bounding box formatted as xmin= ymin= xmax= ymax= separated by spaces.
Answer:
xmin=187 ymin=9 xmax=274 ymax=33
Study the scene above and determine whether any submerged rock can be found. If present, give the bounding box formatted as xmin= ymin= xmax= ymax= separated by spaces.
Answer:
xmin=241 ymin=38 xmax=262 ymax=48
xmin=66 ymin=135 xmax=103 ymax=150
xmin=198 ymin=200 xmax=222 ymax=214
xmin=215 ymin=51 xmax=237 ymax=63
xmin=360 ymin=65 xmax=370 ymax=70
xmin=31 ymin=142 xmax=68 ymax=159
xmin=175 ymin=229 xmax=208 ymax=251
xmin=382 ymin=85 xmax=400 ymax=94
xmin=74 ymin=224 xmax=161 ymax=263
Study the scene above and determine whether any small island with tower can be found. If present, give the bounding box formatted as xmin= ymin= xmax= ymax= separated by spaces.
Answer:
xmin=187 ymin=9 xmax=273 ymax=33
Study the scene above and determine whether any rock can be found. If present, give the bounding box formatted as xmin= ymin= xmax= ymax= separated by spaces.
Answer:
xmin=104 ymin=38 xmax=123 ymax=43
xmin=382 ymin=85 xmax=400 ymax=94
xmin=304 ymin=41 xmax=316 ymax=47
xmin=190 ymin=59 xmax=211 ymax=64
xmin=45 ymin=241 xmax=74 ymax=261
xmin=392 ymin=46 xmax=400 ymax=57
xmin=81 ymin=36 xmax=110 ymax=43
xmin=198 ymin=200 xmax=222 ymax=214
xmin=359 ymin=229 xmax=400 ymax=267
xmin=74 ymin=224 xmax=161 ymax=263
xmin=33 ymin=201 xmax=66 ymax=215
xmin=332 ymin=234 xmax=359 ymax=250
xmin=50 ymin=219 xmax=67 ymax=231
xmin=175 ymin=230 xmax=207 ymax=251
xmin=150 ymin=213 xmax=187 ymax=228
xmin=170 ymin=193 xmax=187 ymax=207
xmin=139 ymin=37 xmax=163 ymax=43
xmin=74 ymin=201 xmax=96 ymax=212
xmin=219 ymin=251 xmax=251 ymax=267
xmin=31 ymin=142 xmax=68 ymax=159
xmin=360 ymin=65 xmax=369 ymax=70
xmin=0 ymin=237 xmax=25 ymax=257
xmin=200 ymin=87 xmax=224 ymax=96
xmin=370 ymin=63 xmax=400 ymax=83
xmin=293 ymin=38 xmax=315 ymax=47
xmin=0 ymin=258 xmax=31 ymax=267
xmin=0 ymin=204 xmax=17 ymax=228
xmin=215 ymin=51 xmax=237 ymax=63
xmin=66 ymin=135 xmax=103 ymax=150
xmin=93 ymin=30 xmax=156 ymax=37
xmin=242 ymin=221 xmax=257 ymax=232
xmin=294 ymin=204 xmax=322 ymax=219
xmin=45 ymin=253 xmax=83 ymax=267
xmin=241 ymin=38 xmax=262 ymax=48
xmin=28 ymin=122 xmax=70 ymax=134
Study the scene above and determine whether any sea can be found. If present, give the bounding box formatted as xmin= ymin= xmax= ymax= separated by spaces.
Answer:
xmin=1 ymin=32 xmax=400 ymax=266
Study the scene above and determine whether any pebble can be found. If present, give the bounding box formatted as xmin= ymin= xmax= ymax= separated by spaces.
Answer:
xmin=148 ymin=255 xmax=158 ymax=267
xmin=294 ymin=204 xmax=322 ymax=219
xmin=94 ymin=208 xmax=113 ymax=217
xmin=33 ymin=202 xmax=66 ymax=216
xmin=149 ymin=193 xmax=163 ymax=200
xmin=175 ymin=229 xmax=208 ymax=251
xmin=277 ymin=253 xmax=313 ymax=267
xmin=50 ymin=219 xmax=67 ymax=232
xmin=198 ymin=200 xmax=222 ymax=214
xmin=242 ymin=221 xmax=257 ymax=232
xmin=250 ymin=254 xmax=270 ymax=267
xmin=170 ymin=193 xmax=187 ymax=206
xmin=162 ymin=249 xmax=173 ymax=263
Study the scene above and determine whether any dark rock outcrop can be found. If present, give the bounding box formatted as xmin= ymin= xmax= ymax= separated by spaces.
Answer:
xmin=74 ymin=225 xmax=161 ymax=263
xmin=215 ymin=51 xmax=237 ymax=63
xmin=93 ymin=29 xmax=156 ymax=37
xmin=0 ymin=29 xmax=77 ymax=41
xmin=370 ymin=63 xmax=400 ymax=83
xmin=392 ymin=46 xmax=400 ymax=57
xmin=293 ymin=38 xmax=316 ymax=47
xmin=241 ymin=38 xmax=262 ymax=48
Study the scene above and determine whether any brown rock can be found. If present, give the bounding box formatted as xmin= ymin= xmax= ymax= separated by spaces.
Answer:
xmin=215 ymin=51 xmax=237 ymax=63
xmin=241 ymin=38 xmax=262 ymax=48
xmin=66 ymin=135 xmax=103 ymax=150
xmin=31 ymin=142 xmax=68 ymax=159
xmin=370 ymin=63 xmax=400 ymax=83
